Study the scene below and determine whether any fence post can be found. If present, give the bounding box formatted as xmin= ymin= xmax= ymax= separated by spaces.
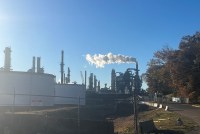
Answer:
xmin=12 ymin=88 xmax=16 ymax=134
xmin=13 ymin=88 xmax=15 ymax=113
xmin=78 ymin=96 xmax=80 ymax=134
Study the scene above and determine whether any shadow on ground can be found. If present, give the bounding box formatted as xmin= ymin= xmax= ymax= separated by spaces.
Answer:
xmin=150 ymin=130 xmax=184 ymax=134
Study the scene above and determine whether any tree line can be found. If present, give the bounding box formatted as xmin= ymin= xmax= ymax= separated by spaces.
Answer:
xmin=146 ymin=31 xmax=200 ymax=103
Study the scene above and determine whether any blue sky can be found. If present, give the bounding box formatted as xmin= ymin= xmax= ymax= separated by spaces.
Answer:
xmin=0 ymin=0 xmax=200 ymax=89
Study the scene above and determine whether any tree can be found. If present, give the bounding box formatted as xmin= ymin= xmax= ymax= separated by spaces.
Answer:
xmin=146 ymin=47 xmax=174 ymax=95
xmin=175 ymin=32 xmax=200 ymax=100
xmin=146 ymin=31 xmax=200 ymax=102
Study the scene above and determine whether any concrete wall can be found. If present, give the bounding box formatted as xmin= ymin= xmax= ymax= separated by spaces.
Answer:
xmin=55 ymin=84 xmax=85 ymax=105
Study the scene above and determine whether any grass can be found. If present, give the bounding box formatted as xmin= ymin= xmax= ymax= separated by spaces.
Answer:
xmin=140 ymin=108 xmax=198 ymax=133
xmin=114 ymin=108 xmax=199 ymax=134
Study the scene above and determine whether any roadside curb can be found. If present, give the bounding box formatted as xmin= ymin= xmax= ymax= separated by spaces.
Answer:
xmin=192 ymin=105 xmax=200 ymax=108
xmin=142 ymin=101 xmax=169 ymax=111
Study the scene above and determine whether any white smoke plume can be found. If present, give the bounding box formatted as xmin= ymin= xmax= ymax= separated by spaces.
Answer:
xmin=86 ymin=53 xmax=136 ymax=68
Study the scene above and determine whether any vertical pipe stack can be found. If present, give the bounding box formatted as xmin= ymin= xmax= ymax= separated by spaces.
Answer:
xmin=94 ymin=75 xmax=97 ymax=91
xmin=85 ymin=71 xmax=87 ymax=89
xmin=64 ymin=73 xmax=66 ymax=84
xmin=60 ymin=50 xmax=64 ymax=84
xmin=67 ymin=67 xmax=70 ymax=83
xmin=98 ymin=80 xmax=100 ymax=92
xmin=89 ymin=73 xmax=93 ymax=90
xmin=4 ymin=47 xmax=11 ymax=71
xmin=111 ymin=69 xmax=116 ymax=91
xmin=32 ymin=56 xmax=36 ymax=73
xmin=37 ymin=57 xmax=41 ymax=73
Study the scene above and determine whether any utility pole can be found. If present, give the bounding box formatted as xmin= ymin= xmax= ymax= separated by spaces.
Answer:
xmin=127 ymin=62 xmax=140 ymax=134
xmin=134 ymin=61 xmax=140 ymax=134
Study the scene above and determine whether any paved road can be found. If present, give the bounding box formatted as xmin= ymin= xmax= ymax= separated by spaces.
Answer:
xmin=167 ymin=103 xmax=200 ymax=125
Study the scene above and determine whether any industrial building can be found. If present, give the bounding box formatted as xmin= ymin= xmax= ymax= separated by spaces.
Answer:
xmin=0 ymin=47 xmax=85 ymax=106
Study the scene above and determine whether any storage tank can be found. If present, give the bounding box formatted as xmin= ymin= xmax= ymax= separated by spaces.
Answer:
xmin=0 ymin=71 xmax=56 ymax=106
xmin=55 ymin=84 xmax=86 ymax=105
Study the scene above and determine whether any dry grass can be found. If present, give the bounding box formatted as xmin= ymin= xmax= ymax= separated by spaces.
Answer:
xmin=140 ymin=108 xmax=198 ymax=133
xmin=114 ymin=115 xmax=134 ymax=134
xmin=114 ymin=108 xmax=199 ymax=134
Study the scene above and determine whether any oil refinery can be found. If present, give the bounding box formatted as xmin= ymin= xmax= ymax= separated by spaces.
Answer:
xmin=0 ymin=47 xmax=142 ymax=107
xmin=0 ymin=47 xmax=85 ymax=106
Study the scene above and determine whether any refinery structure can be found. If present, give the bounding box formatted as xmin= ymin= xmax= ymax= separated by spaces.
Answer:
xmin=0 ymin=47 xmax=141 ymax=107
xmin=0 ymin=47 xmax=85 ymax=106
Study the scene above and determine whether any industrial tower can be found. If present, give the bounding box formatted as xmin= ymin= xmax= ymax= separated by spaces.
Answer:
xmin=88 ymin=73 xmax=93 ymax=90
xmin=60 ymin=50 xmax=64 ymax=84
xmin=4 ymin=47 xmax=12 ymax=71
xmin=111 ymin=69 xmax=116 ymax=91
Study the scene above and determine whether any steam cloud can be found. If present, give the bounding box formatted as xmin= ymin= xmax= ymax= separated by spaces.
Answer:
xmin=86 ymin=53 xmax=136 ymax=68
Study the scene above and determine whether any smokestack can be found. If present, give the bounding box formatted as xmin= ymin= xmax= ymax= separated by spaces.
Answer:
xmin=37 ymin=57 xmax=41 ymax=73
xmin=64 ymin=73 xmax=66 ymax=84
xmin=4 ymin=47 xmax=11 ymax=71
xmin=111 ymin=69 xmax=116 ymax=91
xmin=94 ymin=75 xmax=97 ymax=91
xmin=60 ymin=50 xmax=64 ymax=84
xmin=89 ymin=73 xmax=93 ymax=90
xmin=67 ymin=67 xmax=70 ymax=83
xmin=98 ymin=80 xmax=100 ymax=92
xmin=32 ymin=56 xmax=36 ymax=73
xmin=85 ymin=71 xmax=87 ymax=89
